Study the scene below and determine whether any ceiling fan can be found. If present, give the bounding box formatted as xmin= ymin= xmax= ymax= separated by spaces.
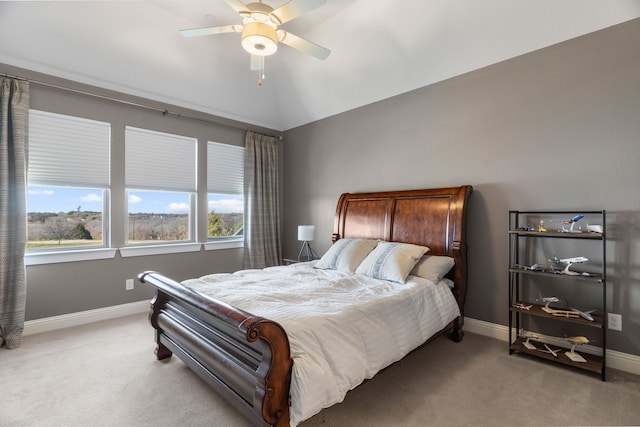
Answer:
xmin=180 ymin=0 xmax=331 ymax=85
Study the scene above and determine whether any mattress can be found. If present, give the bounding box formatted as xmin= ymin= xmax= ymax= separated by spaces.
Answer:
xmin=183 ymin=262 xmax=460 ymax=426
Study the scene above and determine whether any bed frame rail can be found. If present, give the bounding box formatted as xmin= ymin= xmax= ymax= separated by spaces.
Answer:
xmin=138 ymin=271 xmax=292 ymax=427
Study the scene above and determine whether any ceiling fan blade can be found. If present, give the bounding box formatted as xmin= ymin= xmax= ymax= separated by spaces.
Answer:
xmin=224 ymin=0 xmax=250 ymax=14
xmin=179 ymin=25 xmax=241 ymax=37
xmin=279 ymin=31 xmax=330 ymax=60
xmin=271 ymin=0 xmax=325 ymax=24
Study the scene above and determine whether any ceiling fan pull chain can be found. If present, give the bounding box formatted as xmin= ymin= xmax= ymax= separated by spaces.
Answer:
xmin=258 ymin=56 xmax=265 ymax=86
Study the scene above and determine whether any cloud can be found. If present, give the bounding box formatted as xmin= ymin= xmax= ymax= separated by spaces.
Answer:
xmin=28 ymin=188 xmax=55 ymax=196
xmin=129 ymin=194 xmax=142 ymax=204
xmin=81 ymin=193 xmax=102 ymax=203
xmin=208 ymin=198 xmax=244 ymax=213
xmin=167 ymin=202 xmax=189 ymax=213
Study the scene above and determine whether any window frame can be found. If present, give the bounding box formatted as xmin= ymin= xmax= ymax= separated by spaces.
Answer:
xmin=23 ymin=108 xmax=248 ymax=264
xmin=25 ymin=109 xmax=114 ymax=264
xmin=124 ymin=126 xmax=198 ymax=249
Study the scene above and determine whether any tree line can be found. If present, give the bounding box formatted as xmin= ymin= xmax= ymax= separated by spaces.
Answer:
xmin=28 ymin=210 xmax=243 ymax=245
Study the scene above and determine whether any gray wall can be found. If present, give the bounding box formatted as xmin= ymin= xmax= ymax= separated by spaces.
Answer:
xmin=4 ymin=19 xmax=639 ymax=357
xmin=0 ymin=64 xmax=281 ymax=321
xmin=281 ymin=19 xmax=640 ymax=356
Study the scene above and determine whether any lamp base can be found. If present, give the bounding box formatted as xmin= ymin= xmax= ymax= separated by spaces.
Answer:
xmin=297 ymin=241 xmax=319 ymax=262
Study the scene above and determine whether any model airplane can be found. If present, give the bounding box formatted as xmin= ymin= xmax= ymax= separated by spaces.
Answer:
xmin=541 ymin=343 xmax=560 ymax=358
xmin=518 ymin=329 xmax=562 ymax=356
xmin=549 ymin=256 xmax=589 ymax=275
xmin=562 ymin=214 xmax=584 ymax=232
xmin=513 ymin=302 xmax=533 ymax=310
xmin=514 ymin=263 xmax=543 ymax=272
xmin=569 ymin=306 xmax=596 ymax=322
xmin=536 ymin=293 xmax=582 ymax=317
xmin=537 ymin=293 xmax=560 ymax=312
xmin=587 ymin=224 xmax=603 ymax=233
xmin=518 ymin=329 xmax=540 ymax=350
xmin=563 ymin=332 xmax=591 ymax=363
xmin=550 ymin=309 xmax=581 ymax=318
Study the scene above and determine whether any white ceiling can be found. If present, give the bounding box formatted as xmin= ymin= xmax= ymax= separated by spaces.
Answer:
xmin=1 ymin=0 xmax=639 ymax=131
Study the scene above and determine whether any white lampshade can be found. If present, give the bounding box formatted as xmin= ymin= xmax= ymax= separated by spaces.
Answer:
xmin=241 ymin=22 xmax=278 ymax=56
xmin=298 ymin=225 xmax=315 ymax=241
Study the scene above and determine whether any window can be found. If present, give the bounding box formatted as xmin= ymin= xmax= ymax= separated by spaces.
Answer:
xmin=128 ymin=190 xmax=190 ymax=242
xmin=207 ymin=142 xmax=244 ymax=241
xmin=125 ymin=127 xmax=196 ymax=245
xmin=27 ymin=110 xmax=110 ymax=251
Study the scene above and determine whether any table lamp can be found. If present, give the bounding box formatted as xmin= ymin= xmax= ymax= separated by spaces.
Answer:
xmin=297 ymin=225 xmax=318 ymax=261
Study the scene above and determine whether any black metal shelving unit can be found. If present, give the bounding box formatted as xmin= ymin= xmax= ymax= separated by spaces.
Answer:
xmin=508 ymin=210 xmax=607 ymax=381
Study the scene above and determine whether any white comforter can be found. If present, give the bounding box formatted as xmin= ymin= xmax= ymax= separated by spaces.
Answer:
xmin=183 ymin=262 xmax=460 ymax=426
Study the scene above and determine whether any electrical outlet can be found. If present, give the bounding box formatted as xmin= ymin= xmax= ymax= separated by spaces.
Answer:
xmin=608 ymin=313 xmax=622 ymax=331
xmin=125 ymin=279 xmax=134 ymax=291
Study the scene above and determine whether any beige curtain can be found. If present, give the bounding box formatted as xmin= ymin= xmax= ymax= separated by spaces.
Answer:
xmin=0 ymin=77 xmax=29 ymax=349
xmin=243 ymin=131 xmax=281 ymax=268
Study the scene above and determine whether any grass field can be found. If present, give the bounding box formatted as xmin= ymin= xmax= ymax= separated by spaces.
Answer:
xmin=27 ymin=240 xmax=104 ymax=249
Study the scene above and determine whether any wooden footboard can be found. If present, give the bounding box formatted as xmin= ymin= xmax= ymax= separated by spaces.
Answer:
xmin=138 ymin=271 xmax=292 ymax=427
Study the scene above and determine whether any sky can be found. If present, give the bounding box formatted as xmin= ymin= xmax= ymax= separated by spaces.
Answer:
xmin=27 ymin=187 xmax=243 ymax=214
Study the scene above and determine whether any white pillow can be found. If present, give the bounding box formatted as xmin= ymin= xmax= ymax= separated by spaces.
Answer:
xmin=355 ymin=241 xmax=428 ymax=283
xmin=410 ymin=255 xmax=455 ymax=283
xmin=314 ymin=238 xmax=379 ymax=273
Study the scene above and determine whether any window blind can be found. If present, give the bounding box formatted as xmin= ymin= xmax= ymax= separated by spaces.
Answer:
xmin=207 ymin=141 xmax=244 ymax=195
xmin=28 ymin=110 xmax=110 ymax=187
xmin=125 ymin=126 xmax=196 ymax=192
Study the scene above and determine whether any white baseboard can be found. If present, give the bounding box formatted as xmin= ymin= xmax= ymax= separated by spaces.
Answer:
xmin=464 ymin=317 xmax=640 ymax=376
xmin=24 ymin=300 xmax=149 ymax=336
xmin=22 ymin=307 xmax=639 ymax=376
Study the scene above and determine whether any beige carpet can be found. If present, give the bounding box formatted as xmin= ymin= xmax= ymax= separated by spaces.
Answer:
xmin=2 ymin=313 xmax=639 ymax=426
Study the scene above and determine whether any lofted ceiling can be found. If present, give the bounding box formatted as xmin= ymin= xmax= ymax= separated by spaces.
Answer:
xmin=1 ymin=1 xmax=639 ymax=131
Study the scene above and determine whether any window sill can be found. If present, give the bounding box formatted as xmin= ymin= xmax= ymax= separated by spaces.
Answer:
xmin=119 ymin=243 xmax=202 ymax=258
xmin=24 ymin=240 xmax=238 ymax=265
xmin=25 ymin=248 xmax=118 ymax=266
xmin=204 ymin=239 xmax=243 ymax=251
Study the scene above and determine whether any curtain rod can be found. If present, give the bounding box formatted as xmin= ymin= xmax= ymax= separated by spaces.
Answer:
xmin=1 ymin=71 xmax=283 ymax=140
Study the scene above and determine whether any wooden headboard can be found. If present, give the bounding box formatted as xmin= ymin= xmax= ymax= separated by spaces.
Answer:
xmin=332 ymin=186 xmax=473 ymax=319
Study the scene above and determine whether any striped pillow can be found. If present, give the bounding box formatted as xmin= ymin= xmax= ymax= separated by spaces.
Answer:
xmin=356 ymin=241 xmax=428 ymax=283
xmin=314 ymin=238 xmax=379 ymax=273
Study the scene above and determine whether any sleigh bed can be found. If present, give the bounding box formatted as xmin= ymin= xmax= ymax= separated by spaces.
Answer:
xmin=139 ymin=185 xmax=472 ymax=426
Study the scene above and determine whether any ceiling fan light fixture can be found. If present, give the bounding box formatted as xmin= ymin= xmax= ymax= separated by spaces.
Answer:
xmin=241 ymin=22 xmax=278 ymax=56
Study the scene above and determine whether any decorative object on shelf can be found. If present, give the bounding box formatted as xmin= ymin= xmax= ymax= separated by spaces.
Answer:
xmin=569 ymin=305 xmax=596 ymax=322
xmin=587 ymin=224 xmax=603 ymax=233
xmin=297 ymin=225 xmax=318 ymax=261
xmin=549 ymin=255 xmax=589 ymax=275
xmin=519 ymin=329 xmax=539 ymax=350
xmin=561 ymin=213 xmax=584 ymax=233
xmin=513 ymin=302 xmax=532 ymax=310
xmin=519 ymin=329 xmax=562 ymax=357
xmin=542 ymin=343 xmax=560 ymax=358
xmin=564 ymin=333 xmax=590 ymax=363
xmin=537 ymin=293 xmax=560 ymax=313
